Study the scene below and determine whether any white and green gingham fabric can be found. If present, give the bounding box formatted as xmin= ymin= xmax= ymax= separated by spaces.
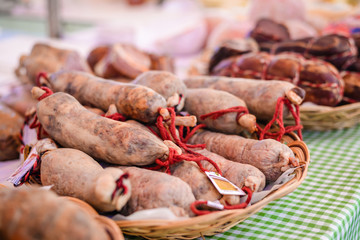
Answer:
xmin=207 ymin=124 xmax=360 ymax=240
xmin=124 ymin=125 xmax=360 ymax=240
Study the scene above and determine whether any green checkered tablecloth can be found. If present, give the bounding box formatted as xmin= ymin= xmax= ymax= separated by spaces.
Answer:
xmin=206 ymin=125 xmax=360 ymax=240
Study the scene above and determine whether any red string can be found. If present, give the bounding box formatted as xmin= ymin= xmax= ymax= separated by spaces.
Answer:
xmin=103 ymin=113 xmax=126 ymax=121
xmin=182 ymin=124 xmax=207 ymax=145
xmin=256 ymin=97 xmax=303 ymax=141
xmin=148 ymin=148 xmax=221 ymax=175
xmin=36 ymin=72 xmax=49 ymax=87
xmin=200 ymin=106 xmax=249 ymax=122
xmin=111 ymin=173 xmax=130 ymax=200
xmin=28 ymin=115 xmax=46 ymax=140
xmin=155 ymin=114 xmax=172 ymax=141
xmin=38 ymin=86 xmax=53 ymax=101
xmin=150 ymin=108 xmax=222 ymax=175
xmin=174 ymin=93 xmax=183 ymax=110
xmin=190 ymin=186 xmax=253 ymax=215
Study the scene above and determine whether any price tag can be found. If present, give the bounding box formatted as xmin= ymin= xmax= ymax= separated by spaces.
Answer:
xmin=205 ymin=171 xmax=246 ymax=196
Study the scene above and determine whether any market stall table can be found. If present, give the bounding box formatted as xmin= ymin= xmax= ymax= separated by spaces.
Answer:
xmin=124 ymin=125 xmax=359 ymax=240
xmin=201 ymin=125 xmax=359 ymax=240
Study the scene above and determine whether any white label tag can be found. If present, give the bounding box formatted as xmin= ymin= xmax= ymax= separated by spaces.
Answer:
xmin=205 ymin=171 xmax=246 ymax=196
xmin=206 ymin=200 xmax=224 ymax=210
xmin=7 ymin=147 xmax=39 ymax=186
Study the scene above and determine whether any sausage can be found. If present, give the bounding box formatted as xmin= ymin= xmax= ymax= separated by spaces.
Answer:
xmin=132 ymin=71 xmax=187 ymax=110
xmin=272 ymin=34 xmax=357 ymax=70
xmin=183 ymin=76 xmax=305 ymax=121
xmin=47 ymin=70 xmax=167 ymax=123
xmin=188 ymin=130 xmax=297 ymax=182
xmin=87 ymin=45 xmax=110 ymax=70
xmin=87 ymin=44 xmax=174 ymax=79
xmin=148 ymin=53 xmax=175 ymax=73
xmin=117 ymin=167 xmax=196 ymax=217
xmin=340 ymin=71 xmax=360 ymax=102
xmin=208 ymin=38 xmax=259 ymax=73
xmin=0 ymin=103 xmax=23 ymax=161
xmin=35 ymin=90 xmax=169 ymax=165
xmin=184 ymin=88 xmax=257 ymax=134
xmin=209 ymin=51 xmax=343 ymax=107
xmin=0 ymin=188 xmax=110 ymax=240
xmin=0 ymin=84 xmax=37 ymax=117
xmin=250 ymin=18 xmax=290 ymax=52
xmin=41 ymin=147 xmax=131 ymax=212
xmin=15 ymin=43 xmax=90 ymax=84
xmin=108 ymin=43 xmax=151 ymax=79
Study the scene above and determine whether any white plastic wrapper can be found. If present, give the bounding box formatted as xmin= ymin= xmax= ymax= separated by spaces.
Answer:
xmin=112 ymin=208 xmax=189 ymax=221
xmin=246 ymin=166 xmax=303 ymax=204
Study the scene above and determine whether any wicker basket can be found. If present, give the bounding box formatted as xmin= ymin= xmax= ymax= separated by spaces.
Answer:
xmin=285 ymin=102 xmax=360 ymax=131
xmin=115 ymin=137 xmax=310 ymax=240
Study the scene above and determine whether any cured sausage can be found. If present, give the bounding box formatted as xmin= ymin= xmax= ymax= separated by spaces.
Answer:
xmin=117 ymin=167 xmax=196 ymax=217
xmin=15 ymin=43 xmax=90 ymax=84
xmin=46 ymin=70 xmax=167 ymax=123
xmin=0 ymin=103 xmax=23 ymax=161
xmin=34 ymin=89 xmax=169 ymax=165
xmin=0 ymin=187 xmax=110 ymax=240
xmin=184 ymin=88 xmax=256 ymax=134
xmin=132 ymin=71 xmax=187 ymax=110
xmin=184 ymin=76 xmax=305 ymax=121
xmin=188 ymin=130 xmax=298 ymax=182
xmin=41 ymin=147 xmax=131 ymax=212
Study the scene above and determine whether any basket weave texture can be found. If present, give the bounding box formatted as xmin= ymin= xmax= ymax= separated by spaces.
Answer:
xmin=115 ymin=135 xmax=310 ymax=240
xmin=285 ymin=102 xmax=360 ymax=131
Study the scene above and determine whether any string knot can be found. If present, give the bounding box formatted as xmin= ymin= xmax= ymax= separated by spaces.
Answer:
xmin=256 ymin=97 xmax=303 ymax=141
xmin=104 ymin=113 xmax=126 ymax=121
xmin=111 ymin=173 xmax=130 ymax=200
xmin=38 ymin=86 xmax=53 ymax=101
xmin=36 ymin=72 xmax=49 ymax=87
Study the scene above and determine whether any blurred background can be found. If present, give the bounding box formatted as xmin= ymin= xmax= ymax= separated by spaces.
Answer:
xmin=0 ymin=0 xmax=360 ymax=85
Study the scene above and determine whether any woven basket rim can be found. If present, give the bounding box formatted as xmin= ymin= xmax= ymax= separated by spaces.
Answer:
xmin=115 ymin=138 xmax=310 ymax=239
xmin=300 ymin=102 xmax=360 ymax=113
xmin=285 ymin=102 xmax=360 ymax=130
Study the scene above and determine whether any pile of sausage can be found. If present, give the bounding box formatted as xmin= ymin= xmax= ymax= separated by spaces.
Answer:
xmin=0 ymin=42 xmax=304 ymax=239
xmin=204 ymin=18 xmax=360 ymax=105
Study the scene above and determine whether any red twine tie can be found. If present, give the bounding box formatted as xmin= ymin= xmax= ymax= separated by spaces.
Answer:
xmin=38 ymin=86 xmax=54 ymax=101
xmin=256 ymin=97 xmax=303 ymax=141
xmin=190 ymin=186 xmax=253 ymax=215
xmin=103 ymin=113 xmax=126 ymax=121
xmin=28 ymin=115 xmax=48 ymax=140
xmin=179 ymin=124 xmax=207 ymax=145
xmin=149 ymin=108 xmax=222 ymax=176
xmin=36 ymin=72 xmax=49 ymax=87
xmin=29 ymin=84 xmax=54 ymax=139
xmin=111 ymin=173 xmax=130 ymax=200
xmin=36 ymin=72 xmax=53 ymax=100
xmin=200 ymin=106 xmax=249 ymax=122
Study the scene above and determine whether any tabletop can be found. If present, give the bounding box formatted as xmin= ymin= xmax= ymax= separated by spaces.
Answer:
xmin=200 ymin=125 xmax=360 ymax=240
